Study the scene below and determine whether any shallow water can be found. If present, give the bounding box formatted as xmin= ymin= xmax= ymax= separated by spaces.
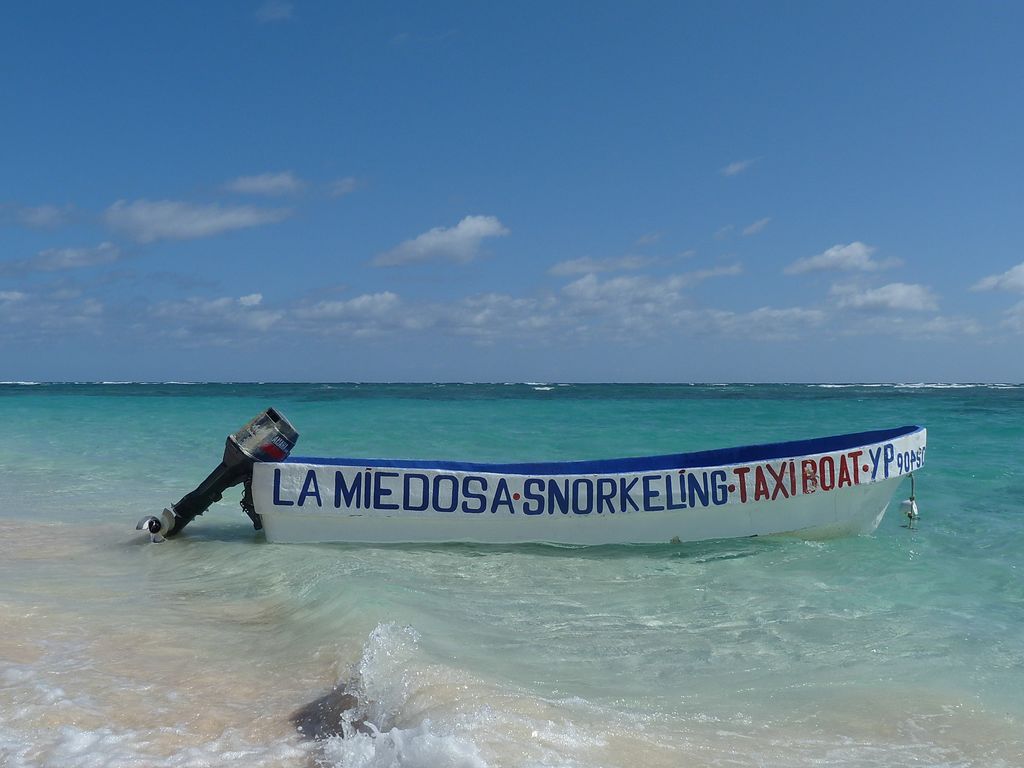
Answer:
xmin=2 ymin=383 xmax=1022 ymax=767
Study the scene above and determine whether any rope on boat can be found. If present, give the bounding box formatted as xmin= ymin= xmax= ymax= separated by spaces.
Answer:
xmin=900 ymin=472 xmax=920 ymax=529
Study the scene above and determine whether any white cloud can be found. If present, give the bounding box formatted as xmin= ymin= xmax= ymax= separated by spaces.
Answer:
xmin=742 ymin=217 xmax=771 ymax=236
xmin=224 ymin=171 xmax=304 ymax=196
xmin=20 ymin=206 xmax=62 ymax=227
xmin=693 ymin=264 xmax=744 ymax=281
xmin=721 ymin=159 xmax=755 ymax=177
xmin=973 ymin=262 xmax=1024 ymax=293
xmin=255 ymin=0 xmax=292 ymax=22
xmin=562 ymin=273 xmax=681 ymax=311
xmin=373 ymin=215 xmax=509 ymax=266
xmin=558 ymin=266 xmax=742 ymax=338
xmin=105 ymin=199 xmax=290 ymax=242
xmin=560 ymin=271 xmax=816 ymax=342
xmin=831 ymin=282 xmax=938 ymax=312
xmin=450 ymin=293 xmax=553 ymax=339
xmin=562 ymin=266 xmax=740 ymax=308
xmin=36 ymin=242 xmax=119 ymax=271
xmin=3 ymin=260 xmax=875 ymax=351
xmin=549 ymin=254 xmax=654 ymax=276
xmin=1004 ymin=301 xmax=1024 ymax=333
xmin=9 ymin=204 xmax=74 ymax=228
xmin=296 ymin=292 xmax=402 ymax=321
xmin=0 ymin=242 xmax=122 ymax=275
xmin=0 ymin=289 xmax=104 ymax=339
xmin=839 ymin=312 xmax=983 ymax=341
xmin=152 ymin=294 xmax=284 ymax=335
xmin=635 ymin=232 xmax=662 ymax=246
xmin=915 ymin=315 xmax=983 ymax=337
xmin=286 ymin=264 xmax=745 ymax=344
xmin=329 ymin=177 xmax=359 ymax=197
xmin=785 ymin=242 xmax=900 ymax=275
xmin=697 ymin=306 xmax=826 ymax=340
xmin=295 ymin=291 xmax=555 ymax=342
xmin=294 ymin=292 xmax=434 ymax=337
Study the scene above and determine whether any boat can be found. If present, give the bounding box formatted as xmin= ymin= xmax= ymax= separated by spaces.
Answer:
xmin=249 ymin=423 xmax=927 ymax=545
xmin=136 ymin=411 xmax=926 ymax=545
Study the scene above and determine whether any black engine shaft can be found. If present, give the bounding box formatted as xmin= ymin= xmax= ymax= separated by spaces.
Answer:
xmin=137 ymin=408 xmax=299 ymax=540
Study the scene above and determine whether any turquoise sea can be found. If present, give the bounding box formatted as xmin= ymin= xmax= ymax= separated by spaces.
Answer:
xmin=1 ymin=383 xmax=1022 ymax=767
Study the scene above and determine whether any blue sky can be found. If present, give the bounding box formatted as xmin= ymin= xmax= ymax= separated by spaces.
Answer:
xmin=2 ymin=1 xmax=1022 ymax=382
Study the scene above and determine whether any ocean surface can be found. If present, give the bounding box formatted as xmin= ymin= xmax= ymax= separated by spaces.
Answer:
xmin=1 ymin=382 xmax=1022 ymax=768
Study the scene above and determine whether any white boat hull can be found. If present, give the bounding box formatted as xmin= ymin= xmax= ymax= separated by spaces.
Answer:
xmin=252 ymin=426 xmax=926 ymax=545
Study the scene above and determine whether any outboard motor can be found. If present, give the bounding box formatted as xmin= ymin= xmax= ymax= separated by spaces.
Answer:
xmin=137 ymin=408 xmax=298 ymax=541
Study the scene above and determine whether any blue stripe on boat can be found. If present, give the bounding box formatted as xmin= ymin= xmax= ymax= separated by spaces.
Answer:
xmin=286 ymin=425 xmax=923 ymax=476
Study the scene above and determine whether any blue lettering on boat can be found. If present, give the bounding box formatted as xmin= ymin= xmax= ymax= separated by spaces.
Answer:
xmin=403 ymin=473 xmax=429 ymax=511
xmin=373 ymin=471 xmax=399 ymax=510
xmin=711 ymin=470 xmax=729 ymax=504
xmin=883 ymin=443 xmax=895 ymax=478
xmin=462 ymin=475 xmax=487 ymax=514
xmin=273 ymin=468 xmax=294 ymax=506
xmin=491 ymin=478 xmax=515 ymax=514
xmin=335 ymin=470 xmax=362 ymax=507
xmin=868 ymin=446 xmax=883 ymax=480
xmin=895 ymin=446 xmax=925 ymax=474
xmin=522 ymin=478 xmax=544 ymax=515
xmin=432 ymin=474 xmax=459 ymax=513
xmin=297 ymin=469 xmax=322 ymax=507
xmin=597 ymin=478 xmax=617 ymax=513
xmin=619 ymin=477 xmax=640 ymax=513
xmin=548 ymin=479 xmax=570 ymax=515
xmin=572 ymin=478 xmax=593 ymax=514
xmin=281 ymin=468 xmax=738 ymax=514
xmin=642 ymin=475 xmax=663 ymax=512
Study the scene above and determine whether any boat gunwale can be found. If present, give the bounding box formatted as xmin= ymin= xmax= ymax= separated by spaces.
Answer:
xmin=283 ymin=424 xmax=924 ymax=477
